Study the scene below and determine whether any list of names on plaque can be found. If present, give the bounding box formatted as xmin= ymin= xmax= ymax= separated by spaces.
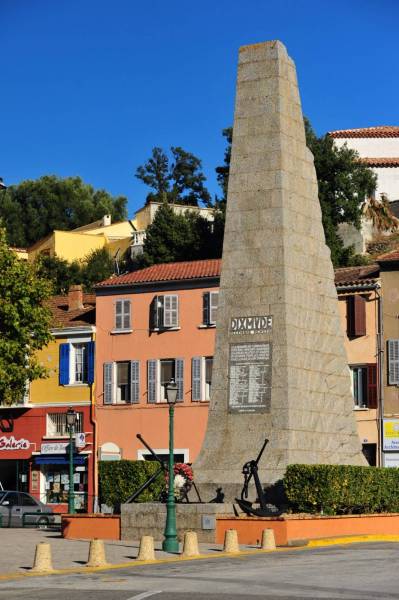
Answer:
xmin=228 ymin=342 xmax=272 ymax=413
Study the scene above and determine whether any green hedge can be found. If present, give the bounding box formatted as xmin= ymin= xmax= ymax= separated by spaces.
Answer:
xmin=99 ymin=460 xmax=164 ymax=508
xmin=284 ymin=464 xmax=399 ymax=515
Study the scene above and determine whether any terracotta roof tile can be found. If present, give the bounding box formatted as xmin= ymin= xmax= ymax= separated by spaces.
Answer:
xmin=46 ymin=293 xmax=96 ymax=328
xmin=96 ymin=259 xmax=222 ymax=288
xmin=334 ymin=264 xmax=380 ymax=285
xmin=329 ymin=126 xmax=399 ymax=139
xmin=359 ymin=157 xmax=399 ymax=168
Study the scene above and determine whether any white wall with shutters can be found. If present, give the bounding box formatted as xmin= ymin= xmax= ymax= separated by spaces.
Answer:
xmin=388 ymin=340 xmax=399 ymax=385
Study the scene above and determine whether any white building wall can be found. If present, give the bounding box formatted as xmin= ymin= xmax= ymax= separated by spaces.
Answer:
xmin=334 ymin=137 xmax=399 ymax=201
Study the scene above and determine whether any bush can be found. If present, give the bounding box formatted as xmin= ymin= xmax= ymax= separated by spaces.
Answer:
xmin=99 ymin=460 xmax=164 ymax=508
xmin=284 ymin=464 xmax=399 ymax=515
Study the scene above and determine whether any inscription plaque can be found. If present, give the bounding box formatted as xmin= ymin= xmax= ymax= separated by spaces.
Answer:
xmin=228 ymin=342 xmax=272 ymax=413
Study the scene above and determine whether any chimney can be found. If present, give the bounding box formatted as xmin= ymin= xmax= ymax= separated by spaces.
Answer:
xmin=68 ymin=285 xmax=84 ymax=311
xmin=102 ymin=214 xmax=111 ymax=227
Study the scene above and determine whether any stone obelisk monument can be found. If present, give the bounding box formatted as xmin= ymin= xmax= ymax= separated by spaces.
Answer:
xmin=194 ymin=41 xmax=365 ymax=498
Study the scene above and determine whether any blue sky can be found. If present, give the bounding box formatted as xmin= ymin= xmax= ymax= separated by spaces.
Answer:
xmin=2 ymin=0 xmax=398 ymax=216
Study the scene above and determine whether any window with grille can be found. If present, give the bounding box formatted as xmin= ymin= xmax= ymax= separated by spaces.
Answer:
xmin=47 ymin=412 xmax=83 ymax=437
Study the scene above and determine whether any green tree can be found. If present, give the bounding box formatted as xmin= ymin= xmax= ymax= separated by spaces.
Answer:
xmin=215 ymin=122 xmax=377 ymax=266
xmin=0 ymin=175 xmax=128 ymax=248
xmin=81 ymin=248 xmax=115 ymax=291
xmin=0 ymin=226 xmax=53 ymax=406
xmin=138 ymin=203 xmax=223 ymax=267
xmin=35 ymin=255 xmax=82 ymax=295
xmin=304 ymin=119 xmax=377 ymax=265
xmin=215 ymin=127 xmax=232 ymax=207
xmin=36 ymin=248 xmax=116 ymax=294
xmin=136 ymin=146 xmax=211 ymax=206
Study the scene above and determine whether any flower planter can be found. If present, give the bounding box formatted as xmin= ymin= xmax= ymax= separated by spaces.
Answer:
xmin=61 ymin=514 xmax=120 ymax=540
xmin=216 ymin=513 xmax=399 ymax=546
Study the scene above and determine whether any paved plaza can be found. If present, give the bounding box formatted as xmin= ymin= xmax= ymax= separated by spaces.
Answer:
xmin=0 ymin=531 xmax=398 ymax=599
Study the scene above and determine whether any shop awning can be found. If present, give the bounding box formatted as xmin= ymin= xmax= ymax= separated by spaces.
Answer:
xmin=34 ymin=455 xmax=86 ymax=465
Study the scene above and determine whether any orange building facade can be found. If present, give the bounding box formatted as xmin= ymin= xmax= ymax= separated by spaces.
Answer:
xmin=95 ymin=260 xmax=220 ymax=465
xmin=95 ymin=259 xmax=384 ymax=470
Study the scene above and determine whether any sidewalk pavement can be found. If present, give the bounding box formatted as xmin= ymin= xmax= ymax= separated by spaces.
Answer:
xmin=0 ymin=528 xmax=242 ymax=575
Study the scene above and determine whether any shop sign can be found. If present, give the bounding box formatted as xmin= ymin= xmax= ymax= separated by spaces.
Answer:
xmin=383 ymin=419 xmax=399 ymax=451
xmin=383 ymin=453 xmax=399 ymax=468
xmin=41 ymin=442 xmax=68 ymax=454
xmin=75 ymin=433 xmax=86 ymax=448
xmin=0 ymin=435 xmax=30 ymax=450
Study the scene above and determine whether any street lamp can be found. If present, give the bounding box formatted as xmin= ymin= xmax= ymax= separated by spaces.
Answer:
xmin=66 ymin=407 xmax=77 ymax=514
xmin=162 ymin=378 xmax=179 ymax=553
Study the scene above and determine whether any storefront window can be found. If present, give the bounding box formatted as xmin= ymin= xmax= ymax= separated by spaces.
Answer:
xmin=43 ymin=465 xmax=88 ymax=511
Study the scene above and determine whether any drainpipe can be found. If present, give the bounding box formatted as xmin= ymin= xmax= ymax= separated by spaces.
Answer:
xmin=376 ymin=285 xmax=384 ymax=467
xmin=89 ymin=330 xmax=99 ymax=513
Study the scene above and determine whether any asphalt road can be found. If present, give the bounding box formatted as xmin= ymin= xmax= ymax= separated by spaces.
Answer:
xmin=0 ymin=543 xmax=398 ymax=600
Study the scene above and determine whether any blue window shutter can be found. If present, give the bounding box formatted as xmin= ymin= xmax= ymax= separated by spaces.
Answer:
xmin=176 ymin=358 xmax=184 ymax=402
xmin=59 ymin=344 xmax=70 ymax=385
xmin=87 ymin=342 xmax=95 ymax=384
xmin=104 ymin=362 xmax=114 ymax=404
xmin=147 ymin=360 xmax=157 ymax=403
xmin=192 ymin=357 xmax=201 ymax=401
xmin=130 ymin=361 xmax=140 ymax=404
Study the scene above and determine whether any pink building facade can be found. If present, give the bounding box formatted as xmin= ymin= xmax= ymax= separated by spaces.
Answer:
xmin=95 ymin=260 xmax=221 ymax=465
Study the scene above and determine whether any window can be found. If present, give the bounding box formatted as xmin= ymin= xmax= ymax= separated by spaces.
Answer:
xmin=19 ymin=493 xmax=38 ymax=507
xmin=150 ymin=295 xmax=179 ymax=329
xmin=346 ymin=295 xmax=366 ymax=338
xmin=47 ymin=412 xmax=83 ymax=437
xmin=147 ymin=358 xmax=184 ymax=403
xmin=103 ymin=361 xmax=140 ymax=404
xmin=192 ymin=356 xmax=213 ymax=401
xmin=350 ymin=364 xmax=377 ymax=408
xmin=59 ymin=341 xmax=95 ymax=386
xmin=115 ymin=299 xmax=131 ymax=331
xmin=203 ymin=291 xmax=218 ymax=326
xmin=388 ymin=339 xmax=399 ymax=385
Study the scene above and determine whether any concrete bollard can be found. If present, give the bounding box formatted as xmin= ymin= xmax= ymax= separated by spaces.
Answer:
xmin=86 ymin=538 xmax=108 ymax=567
xmin=31 ymin=542 xmax=54 ymax=573
xmin=182 ymin=531 xmax=200 ymax=557
xmin=261 ymin=528 xmax=276 ymax=550
xmin=223 ymin=529 xmax=240 ymax=553
xmin=137 ymin=535 xmax=155 ymax=561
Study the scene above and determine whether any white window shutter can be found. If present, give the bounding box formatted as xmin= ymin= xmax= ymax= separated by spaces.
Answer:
xmin=388 ymin=340 xmax=399 ymax=385
xmin=130 ymin=360 xmax=140 ymax=404
xmin=192 ymin=357 xmax=201 ymax=401
xmin=123 ymin=300 xmax=131 ymax=329
xmin=147 ymin=359 xmax=157 ymax=403
xmin=210 ymin=292 xmax=219 ymax=325
xmin=115 ymin=300 xmax=122 ymax=330
xmin=176 ymin=358 xmax=184 ymax=402
xmin=104 ymin=362 xmax=114 ymax=404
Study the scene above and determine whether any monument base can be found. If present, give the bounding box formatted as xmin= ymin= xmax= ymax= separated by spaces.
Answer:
xmin=121 ymin=502 xmax=235 ymax=543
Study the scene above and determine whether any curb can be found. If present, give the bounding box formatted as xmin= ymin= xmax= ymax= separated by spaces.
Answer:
xmin=0 ymin=535 xmax=398 ymax=582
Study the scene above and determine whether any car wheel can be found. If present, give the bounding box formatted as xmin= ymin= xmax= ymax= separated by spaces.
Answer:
xmin=37 ymin=517 xmax=49 ymax=530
